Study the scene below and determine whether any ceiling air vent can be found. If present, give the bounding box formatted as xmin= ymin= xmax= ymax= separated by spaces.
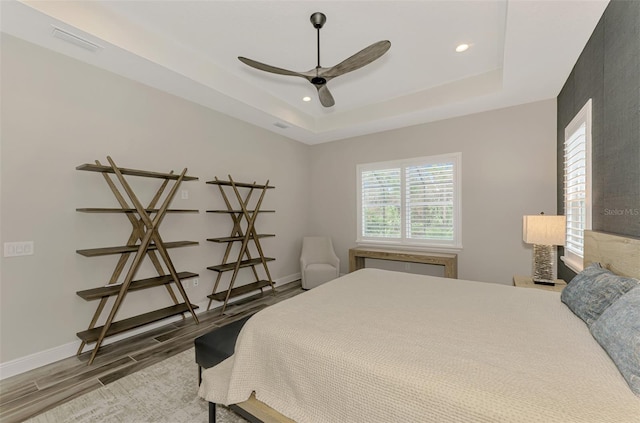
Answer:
xmin=51 ymin=27 xmax=102 ymax=53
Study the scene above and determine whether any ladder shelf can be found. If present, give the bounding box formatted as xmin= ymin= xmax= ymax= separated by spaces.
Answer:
xmin=206 ymin=176 xmax=276 ymax=313
xmin=75 ymin=156 xmax=199 ymax=364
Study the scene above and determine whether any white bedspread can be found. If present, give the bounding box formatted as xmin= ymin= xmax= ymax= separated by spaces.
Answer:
xmin=199 ymin=268 xmax=640 ymax=422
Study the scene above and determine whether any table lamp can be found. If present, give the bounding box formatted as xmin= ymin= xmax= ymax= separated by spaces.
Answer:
xmin=523 ymin=214 xmax=566 ymax=285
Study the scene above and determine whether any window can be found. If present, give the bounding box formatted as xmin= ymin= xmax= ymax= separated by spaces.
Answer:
xmin=563 ymin=99 xmax=592 ymax=273
xmin=357 ymin=153 xmax=462 ymax=250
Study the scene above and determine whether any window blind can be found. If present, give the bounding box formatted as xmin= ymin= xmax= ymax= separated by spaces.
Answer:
xmin=357 ymin=153 xmax=460 ymax=248
xmin=564 ymin=122 xmax=587 ymax=257
xmin=361 ymin=168 xmax=401 ymax=238
xmin=405 ymin=163 xmax=454 ymax=241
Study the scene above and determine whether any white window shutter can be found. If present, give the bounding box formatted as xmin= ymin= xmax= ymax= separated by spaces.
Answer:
xmin=361 ymin=168 xmax=401 ymax=238
xmin=564 ymin=122 xmax=587 ymax=257
xmin=357 ymin=153 xmax=461 ymax=249
xmin=406 ymin=163 xmax=454 ymax=241
xmin=562 ymin=99 xmax=592 ymax=273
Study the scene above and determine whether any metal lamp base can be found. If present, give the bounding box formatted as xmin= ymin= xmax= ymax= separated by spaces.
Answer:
xmin=533 ymin=244 xmax=555 ymax=285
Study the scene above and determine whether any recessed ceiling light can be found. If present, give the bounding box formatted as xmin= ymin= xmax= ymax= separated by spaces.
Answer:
xmin=302 ymin=96 xmax=311 ymax=102
xmin=455 ymin=44 xmax=469 ymax=53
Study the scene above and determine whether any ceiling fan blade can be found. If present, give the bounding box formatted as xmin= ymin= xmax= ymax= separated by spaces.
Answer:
xmin=316 ymin=84 xmax=335 ymax=107
xmin=322 ymin=40 xmax=391 ymax=78
xmin=238 ymin=57 xmax=306 ymax=78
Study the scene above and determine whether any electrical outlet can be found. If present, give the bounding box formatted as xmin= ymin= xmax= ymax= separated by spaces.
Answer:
xmin=193 ymin=278 xmax=199 ymax=287
xmin=404 ymin=263 xmax=410 ymax=271
xmin=4 ymin=241 xmax=34 ymax=257
xmin=181 ymin=190 xmax=189 ymax=200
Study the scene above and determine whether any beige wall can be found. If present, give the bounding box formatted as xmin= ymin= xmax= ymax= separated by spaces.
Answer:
xmin=0 ymin=34 xmax=311 ymax=364
xmin=307 ymin=99 xmax=557 ymax=284
xmin=1 ymin=33 xmax=558 ymax=371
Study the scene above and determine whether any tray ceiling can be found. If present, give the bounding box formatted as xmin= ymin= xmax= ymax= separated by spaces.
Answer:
xmin=1 ymin=0 xmax=609 ymax=144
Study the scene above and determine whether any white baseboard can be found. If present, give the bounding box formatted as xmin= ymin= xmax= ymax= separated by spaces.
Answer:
xmin=0 ymin=273 xmax=300 ymax=380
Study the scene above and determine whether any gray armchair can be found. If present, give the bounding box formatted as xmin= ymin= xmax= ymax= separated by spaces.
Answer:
xmin=300 ymin=236 xmax=340 ymax=289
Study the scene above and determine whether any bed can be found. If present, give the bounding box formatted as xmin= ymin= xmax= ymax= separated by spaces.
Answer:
xmin=199 ymin=231 xmax=640 ymax=422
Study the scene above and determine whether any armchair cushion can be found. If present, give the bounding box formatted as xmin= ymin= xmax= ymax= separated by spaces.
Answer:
xmin=304 ymin=263 xmax=339 ymax=289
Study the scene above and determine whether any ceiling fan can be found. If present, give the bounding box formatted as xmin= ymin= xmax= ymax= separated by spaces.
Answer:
xmin=238 ymin=12 xmax=391 ymax=108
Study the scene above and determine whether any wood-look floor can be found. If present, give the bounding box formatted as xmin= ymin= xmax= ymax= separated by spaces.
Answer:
xmin=0 ymin=281 xmax=304 ymax=423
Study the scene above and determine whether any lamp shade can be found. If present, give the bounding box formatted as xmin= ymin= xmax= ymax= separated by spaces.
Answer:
xmin=523 ymin=215 xmax=566 ymax=245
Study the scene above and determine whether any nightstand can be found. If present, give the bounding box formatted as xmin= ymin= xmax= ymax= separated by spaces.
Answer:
xmin=513 ymin=275 xmax=567 ymax=292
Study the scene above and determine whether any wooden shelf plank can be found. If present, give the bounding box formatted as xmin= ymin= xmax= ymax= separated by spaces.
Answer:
xmin=76 ymin=208 xmax=199 ymax=213
xmin=76 ymin=163 xmax=198 ymax=181
xmin=206 ymin=210 xmax=275 ymax=214
xmin=76 ymin=303 xmax=199 ymax=343
xmin=207 ymin=234 xmax=275 ymax=243
xmin=207 ymin=280 xmax=271 ymax=301
xmin=76 ymin=241 xmax=198 ymax=257
xmin=206 ymin=180 xmax=274 ymax=189
xmin=207 ymin=257 xmax=275 ymax=273
xmin=76 ymin=271 xmax=199 ymax=301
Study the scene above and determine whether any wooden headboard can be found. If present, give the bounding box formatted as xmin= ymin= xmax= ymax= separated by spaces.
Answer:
xmin=584 ymin=230 xmax=640 ymax=279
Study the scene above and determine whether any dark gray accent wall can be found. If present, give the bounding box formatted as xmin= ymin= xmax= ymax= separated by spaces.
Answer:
xmin=557 ymin=0 xmax=640 ymax=282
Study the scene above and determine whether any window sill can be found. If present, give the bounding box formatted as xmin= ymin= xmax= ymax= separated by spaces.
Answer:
xmin=561 ymin=255 xmax=583 ymax=273
xmin=355 ymin=240 xmax=462 ymax=254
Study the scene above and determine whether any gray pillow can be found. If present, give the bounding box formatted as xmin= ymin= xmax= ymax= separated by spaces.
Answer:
xmin=561 ymin=263 xmax=639 ymax=326
xmin=590 ymin=286 xmax=640 ymax=396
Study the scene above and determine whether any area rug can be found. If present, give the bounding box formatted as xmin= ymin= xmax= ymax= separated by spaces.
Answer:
xmin=25 ymin=348 xmax=247 ymax=423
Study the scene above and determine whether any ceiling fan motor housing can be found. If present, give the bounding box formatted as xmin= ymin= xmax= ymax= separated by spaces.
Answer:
xmin=311 ymin=76 xmax=327 ymax=85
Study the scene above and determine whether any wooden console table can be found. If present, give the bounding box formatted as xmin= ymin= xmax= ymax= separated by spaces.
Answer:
xmin=349 ymin=247 xmax=458 ymax=278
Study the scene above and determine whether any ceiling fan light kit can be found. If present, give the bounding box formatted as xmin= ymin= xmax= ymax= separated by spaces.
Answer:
xmin=238 ymin=12 xmax=391 ymax=107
